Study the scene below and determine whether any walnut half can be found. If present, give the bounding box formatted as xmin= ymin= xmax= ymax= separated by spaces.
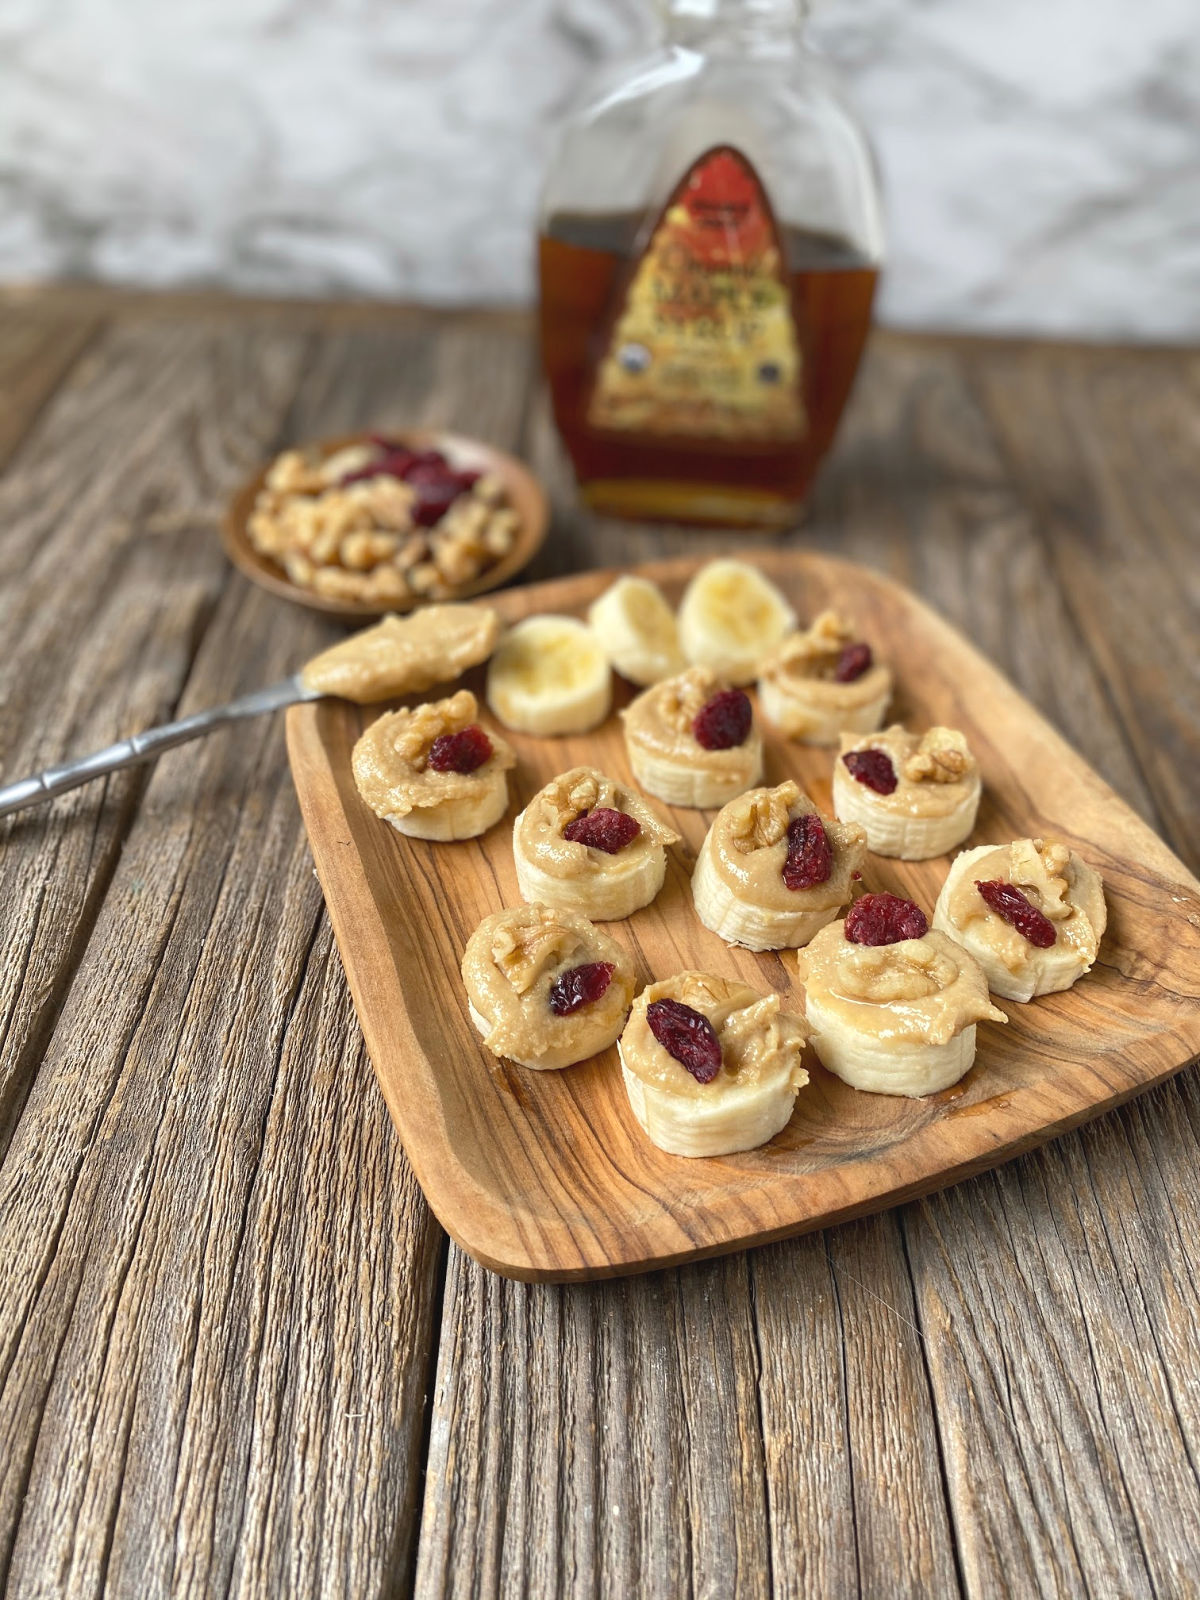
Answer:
xmin=902 ymin=727 xmax=975 ymax=784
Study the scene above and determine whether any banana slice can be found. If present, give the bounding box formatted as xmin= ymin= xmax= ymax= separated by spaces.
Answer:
xmin=932 ymin=839 xmax=1107 ymax=1001
xmin=622 ymin=667 xmax=763 ymax=809
xmin=678 ymin=560 xmax=797 ymax=685
xmin=757 ymin=611 xmax=891 ymax=746
xmin=486 ymin=615 xmax=612 ymax=736
xmin=513 ymin=766 xmax=680 ymax=922
xmin=462 ymin=903 xmax=636 ymax=1070
xmin=692 ymin=781 xmax=866 ymax=951
xmin=351 ymin=689 xmax=515 ymax=840
xmin=619 ymin=971 xmax=810 ymax=1157
xmin=587 ymin=576 xmax=685 ymax=686
xmin=832 ymin=725 xmax=981 ymax=860
xmin=796 ymin=910 xmax=1006 ymax=1098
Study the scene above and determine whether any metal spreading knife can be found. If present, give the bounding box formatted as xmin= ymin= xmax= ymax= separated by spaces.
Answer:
xmin=0 ymin=675 xmax=324 ymax=820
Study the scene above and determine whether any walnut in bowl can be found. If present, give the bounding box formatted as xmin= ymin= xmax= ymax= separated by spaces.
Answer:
xmin=223 ymin=430 xmax=548 ymax=619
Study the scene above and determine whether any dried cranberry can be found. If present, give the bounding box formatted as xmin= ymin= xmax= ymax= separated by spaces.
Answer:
xmin=834 ymin=642 xmax=873 ymax=683
xmin=975 ymin=880 xmax=1057 ymax=948
xmin=783 ymin=813 xmax=833 ymax=890
xmin=844 ymin=892 xmax=928 ymax=946
xmin=338 ymin=437 xmax=422 ymax=486
xmin=563 ymin=807 xmax=641 ymax=854
xmin=427 ymin=724 xmax=493 ymax=773
xmin=549 ymin=961 xmax=615 ymax=1016
xmin=692 ymin=689 xmax=752 ymax=751
xmin=403 ymin=456 xmax=454 ymax=486
xmin=646 ymin=998 xmax=722 ymax=1084
xmin=842 ymin=748 xmax=897 ymax=795
xmin=411 ymin=481 xmax=463 ymax=527
xmin=341 ymin=443 xmax=477 ymax=524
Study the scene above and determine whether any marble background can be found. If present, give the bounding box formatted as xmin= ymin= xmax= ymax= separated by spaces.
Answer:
xmin=1 ymin=0 xmax=1196 ymax=337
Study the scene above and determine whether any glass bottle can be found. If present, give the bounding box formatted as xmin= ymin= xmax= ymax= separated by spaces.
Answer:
xmin=537 ymin=0 xmax=884 ymax=528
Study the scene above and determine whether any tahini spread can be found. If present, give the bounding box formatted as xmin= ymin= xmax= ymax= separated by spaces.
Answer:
xmin=300 ymin=604 xmax=500 ymax=703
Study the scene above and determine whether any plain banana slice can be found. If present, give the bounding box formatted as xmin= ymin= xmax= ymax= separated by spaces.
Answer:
xmin=462 ymin=903 xmax=636 ymax=1070
xmin=619 ymin=971 xmax=810 ymax=1157
xmin=351 ymin=688 xmax=515 ymax=841
xmin=486 ymin=615 xmax=612 ymax=736
xmin=932 ymin=839 xmax=1107 ymax=1001
xmin=587 ymin=576 xmax=685 ymax=686
xmin=796 ymin=919 xmax=1005 ymax=1098
xmin=512 ymin=766 xmax=680 ymax=922
xmin=678 ymin=560 xmax=796 ymax=685
xmin=832 ymin=724 xmax=981 ymax=860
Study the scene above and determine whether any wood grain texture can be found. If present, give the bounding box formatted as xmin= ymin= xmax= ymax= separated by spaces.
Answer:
xmin=1 ymin=296 xmax=1198 ymax=1600
xmin=965 ymin=343 xmax=1200 ymax=869
xmin=288 ymin=550 xmax=1200 ymax=1282
xmin=0 ymin=316 xmax=310 ymax=1162
xmin=0 ymin=303 xmax=99 ymax=470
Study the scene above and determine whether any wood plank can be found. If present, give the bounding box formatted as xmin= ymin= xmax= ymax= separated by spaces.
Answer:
xmin=965 ymin=343 xmax=1200 ymax=868
xmin=753 ymin=1218 xmax=962 ymax=1598
xmin=802 ymin=334 xmax=1170 ymax=838
xmin=0 ymin=316 xmax=312 ymax=1161
xmin=0 ymin=311 xmax=536 ymax=1597
xmin=415 ymin=1222 xmax=959 ymax=1598
xmin=903 ymin=1090 xmax=1200 ymax=1597
xmin=2 ymin=299 xmax=1196 ymax=1600
xmin=0 ymin=304 xmax=100 ymax=470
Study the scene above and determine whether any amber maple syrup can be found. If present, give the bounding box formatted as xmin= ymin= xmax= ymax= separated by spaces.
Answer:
xmin=539 ymin=210 xmax=878 ymax=528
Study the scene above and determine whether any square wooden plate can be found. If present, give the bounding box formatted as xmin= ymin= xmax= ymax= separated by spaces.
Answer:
xmin=286 ymin=552 xmax=1200 ymax=1281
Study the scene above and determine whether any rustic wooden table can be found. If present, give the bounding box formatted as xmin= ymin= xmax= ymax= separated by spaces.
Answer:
xmin=0 ymin=288 xmax=1197 ymax=1600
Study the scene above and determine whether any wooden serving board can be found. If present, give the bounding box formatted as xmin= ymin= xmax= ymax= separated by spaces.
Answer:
xmin=286 ymin=552 xmax=1200 ymax=1282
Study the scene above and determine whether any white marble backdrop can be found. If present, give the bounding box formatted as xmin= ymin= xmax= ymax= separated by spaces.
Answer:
xmin=1 ymin=0 xmax=1196 ymax=337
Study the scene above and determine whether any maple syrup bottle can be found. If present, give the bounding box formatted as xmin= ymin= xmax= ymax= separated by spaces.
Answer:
xmin=538 ymin=0 xmax=884 ymax=528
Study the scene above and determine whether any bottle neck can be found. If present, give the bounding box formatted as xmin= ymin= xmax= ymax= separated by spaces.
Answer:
xmin=663 ymin=0 xmax=807 ymax=48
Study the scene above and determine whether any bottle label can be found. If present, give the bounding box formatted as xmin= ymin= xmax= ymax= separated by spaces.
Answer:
xmin=587 ymin=146 xmax=807 ymax=444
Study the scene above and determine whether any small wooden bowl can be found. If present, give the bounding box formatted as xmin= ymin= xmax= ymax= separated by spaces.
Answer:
xmin=221 ymin=429 xmax=549 ymax=620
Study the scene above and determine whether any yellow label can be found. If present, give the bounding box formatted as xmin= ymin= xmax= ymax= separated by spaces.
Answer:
xmin=588 ymin=147 xmax=807 ymax=443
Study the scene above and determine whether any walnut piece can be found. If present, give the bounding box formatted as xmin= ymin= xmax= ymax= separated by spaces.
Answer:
xmin=491 ymin=910 xmax=586 ymax=996
xmin=657 ymin=667 xmax=720 ymax=736
xmin=1008 ymin=837 xmax=1073 ymax=920
xmin=727 ymin=781 xmax=802 ymax=853
xmin=389 ymin=689 xmax=478 ymax=767
xmin=719 ymin=993 xmax=811 ymax=1079
xmin=536 ymin=770 xmax=606 ymax=831
xmin=768 ymin=610 xmax=853 ymax=681
xmin=902 ymin=727 xmax=976 ymax=784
